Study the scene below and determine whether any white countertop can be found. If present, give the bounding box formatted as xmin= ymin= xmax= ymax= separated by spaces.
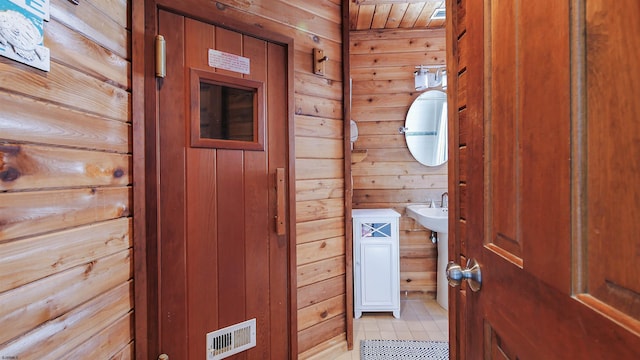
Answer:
xmin=352 ymin=208 xmax=401 ymax=218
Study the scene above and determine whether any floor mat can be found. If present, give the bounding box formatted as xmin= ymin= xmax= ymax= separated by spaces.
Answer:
xmin=360 ymin=339 xmax=449 ymax=360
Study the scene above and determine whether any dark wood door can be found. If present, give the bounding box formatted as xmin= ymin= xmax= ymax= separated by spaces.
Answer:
xmin=447 ymin=0 xmax=640 ymax=358
xmin=156 ymin=10 xmax=291 ymax=359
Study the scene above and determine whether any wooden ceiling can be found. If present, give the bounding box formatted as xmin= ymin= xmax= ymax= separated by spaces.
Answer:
xmin=349 ymin=0 xmax=446 ymax=31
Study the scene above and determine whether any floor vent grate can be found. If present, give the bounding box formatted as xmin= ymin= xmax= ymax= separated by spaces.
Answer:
xmin=206 ymin=318 xmax=256 ymax=360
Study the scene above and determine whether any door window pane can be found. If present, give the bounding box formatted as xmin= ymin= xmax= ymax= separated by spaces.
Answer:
xmin=199 ymin=82 xmax=255 ymax=141
xmin=190 ymin=69 xmax=264 ymax=151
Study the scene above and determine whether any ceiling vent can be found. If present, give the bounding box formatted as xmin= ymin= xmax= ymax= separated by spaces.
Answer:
xmin=431 ymin=8 xmax=446 ymax=20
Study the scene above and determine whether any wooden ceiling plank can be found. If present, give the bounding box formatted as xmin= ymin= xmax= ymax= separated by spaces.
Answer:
xmin=351 ymin=1 xmax=447 ymax=31
xmin=358 ymin=0 xmax=437 ymax=4
xmin=414 ymin=1 xmax=443 ymax=28
xmin=350 ymin=0 xmax=361 ymax=30
xmin=399 ymin=2 xmax=426 ymax=28
xmin=371 ymin=4 xmax=393 ymax=29
xmin=427 ymin=18 xmax=446 ymax=28
xmin=356 ymin=4 xmax=376 ymax=30
xmin=414 ymin=2 xmax=436 ymax=27
xmin=385 ymin=3 xmax=409 ymax=28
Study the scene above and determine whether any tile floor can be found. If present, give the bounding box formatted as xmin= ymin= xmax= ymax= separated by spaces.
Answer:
xmin=334 ymin=297 xmax=449 ymax=360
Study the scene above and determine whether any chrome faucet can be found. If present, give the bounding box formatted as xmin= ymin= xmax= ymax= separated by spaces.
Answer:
xmin=441 ymin=192 xmax=448 ymax=208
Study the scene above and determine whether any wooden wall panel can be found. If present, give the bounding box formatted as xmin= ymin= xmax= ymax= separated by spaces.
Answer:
xmin=0 ymin=59 xmax=130 ymax=122
xmin=298 ymin=314 xmax=347 ymax=354
xmin=0 ymin=93 xmax=130 ymax=153
xmin=0 ymin=219 xmax=131 ymax=293
xmin=50 ymin=0 xmax=129 ymax=58
xmin=296 ymin=137 xmax=344 ymax=159
xmin=0 ymin=0 xmax=133 ymax=358
xmin=298 ymin=295 xmax=346 ymax=331
xmin=350 ymin=28 xmax=447 ymax=296
xmin=350 ymin=30 xmax=445 ymax=54
xmin=295 ymin=115 xmax=344 ymax=139
xmin=298 ymin=256 xmax=346 ymax=288
xmin=0 ymin=0 xmax=353 ymax=358
xmin=0 ymin=249 xmax=132 ymax=344
xmin=296 ymin=72 xmax=343 ymax=100
xmin=296 ymin=159 xmax=344 ymax=180
xmin=44 ymin=19 xmax=129 ymax=89
xmin=0 ymin=187 xmax=130 ymax=240
xmin=298 ymin=237 xmax=346 ymax=266
xmin=0 ymin=144 xmax=130 ymax=191
xmin=86 ymin=0 xmax=128 ymax=28
xmin=63 ymin=313 xmax=134 ymax=359
xmin=298 ymin=275 xmax=346 ymax=309
xmin=297 ymin=217 xmax=345 ymax=244
xmin=295 ymin=94 xmax=343 ymax=119
xmin=220 ymin=0 xmax=342 ymax=42
xmin=0 ymin=281 xmax=133 ymax=359
xmin=296 ymin=179 xmax=345 ymax=201
xmin=296 ymin=199 xmax=346 ymax=223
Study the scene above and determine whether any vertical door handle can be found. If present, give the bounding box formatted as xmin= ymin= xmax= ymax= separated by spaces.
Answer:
xmin=275 ymin=168 xmax=286 ymax=235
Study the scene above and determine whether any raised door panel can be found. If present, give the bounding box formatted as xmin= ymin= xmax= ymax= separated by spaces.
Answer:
xmin=487 ymin=0 xmax=521 ymax=259
xmin=583 ymin=0 xmax=640 ymax=330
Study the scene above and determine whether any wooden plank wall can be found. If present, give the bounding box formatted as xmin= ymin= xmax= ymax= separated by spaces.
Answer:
xmin=350 ymin=28 xmax=447 ymax=296
xmin=0 ymin=0 xmax=133 ymax=359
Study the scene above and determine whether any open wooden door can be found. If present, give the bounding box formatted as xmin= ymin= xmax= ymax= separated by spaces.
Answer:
xmin=447 ymin=0 xmax=640 ymax=358
xmin=148 ymin=9 xmax=294 ymax=360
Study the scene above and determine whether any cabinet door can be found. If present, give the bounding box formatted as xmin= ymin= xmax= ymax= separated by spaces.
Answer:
xmin=360 ymin=239 xmax=398 ymax=308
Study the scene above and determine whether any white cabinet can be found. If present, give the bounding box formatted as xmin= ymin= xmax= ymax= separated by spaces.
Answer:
xmin=352 ymin=209 xmax=401 ymax=319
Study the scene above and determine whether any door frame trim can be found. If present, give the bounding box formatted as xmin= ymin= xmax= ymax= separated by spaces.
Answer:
xmin=131 ymin=1 xmax=148 ymax=359
xmin=133 ymin=1 xmax=297 ymax=358
xmin=341 ymin=0 xmax=354 ymax=350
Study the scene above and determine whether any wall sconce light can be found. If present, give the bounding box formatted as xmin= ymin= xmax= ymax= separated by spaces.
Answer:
xmin=414 ymin=65 xmax=447 ymax=91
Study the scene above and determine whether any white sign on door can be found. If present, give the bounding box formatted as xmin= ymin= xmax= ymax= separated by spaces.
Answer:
xmin=208 ymin=49 xmax=250 ymax=75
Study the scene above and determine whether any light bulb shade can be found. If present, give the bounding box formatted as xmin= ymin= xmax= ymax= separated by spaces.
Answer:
xmin=427 ymin=72 xmax=440 ymax=87
xmin=414 ymin=70 xmax=428 ymax=90
xmin=415 ymin=74 xmax=428 ymax=90
xmin=424 ymin=69 xmax=447 ymax=88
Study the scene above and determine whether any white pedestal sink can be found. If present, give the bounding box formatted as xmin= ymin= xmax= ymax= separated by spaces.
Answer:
xmin=405 ymin=205 xmax=448 ymax=233
xmin=406 ymin=205 xmax=449 ymax=310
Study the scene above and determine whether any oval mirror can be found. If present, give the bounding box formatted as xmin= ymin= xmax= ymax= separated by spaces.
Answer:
xmin=404 ymin=90 xmax=448 ymax=166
